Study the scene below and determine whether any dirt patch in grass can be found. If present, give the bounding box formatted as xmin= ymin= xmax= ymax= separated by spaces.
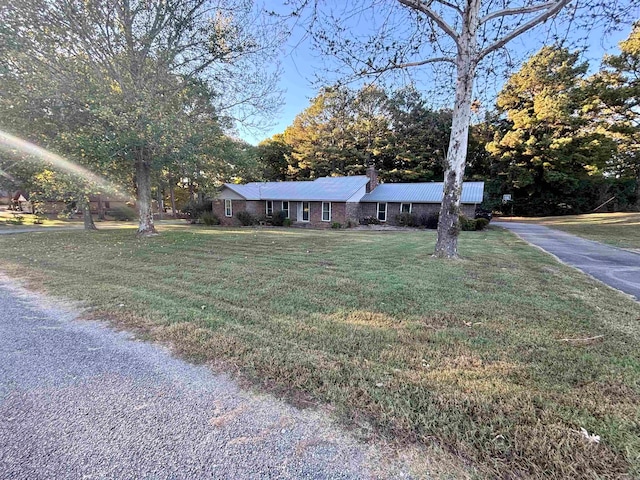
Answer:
xmin=0 ymin=226 xmax=639 ymax=478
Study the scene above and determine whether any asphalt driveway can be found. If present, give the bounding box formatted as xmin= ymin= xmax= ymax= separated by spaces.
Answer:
xmin=495 ymin=222 xmax=640 ymax=301
xmin=0 ymin=279 xmax=409 ymax=479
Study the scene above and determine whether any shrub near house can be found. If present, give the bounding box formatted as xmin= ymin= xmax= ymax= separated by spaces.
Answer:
xmin=213 ymin=167 xmax=484 ymax=227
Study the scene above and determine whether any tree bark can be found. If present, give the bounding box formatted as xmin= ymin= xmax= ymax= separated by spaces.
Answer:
xmin=434 ymin=0 xmax=480 ymax=259
xmin=135 ymin=149 xmax=157 ymax=236
xmin=80 ymin=195 xmax=97 ymax=231
xmin=156 ymin=185 xmax=164 ymax=220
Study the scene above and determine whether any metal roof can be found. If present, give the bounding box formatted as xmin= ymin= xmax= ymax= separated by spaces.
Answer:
xmin=223 ymin=183 xmax=266 ymax=200
xmin=360 ymin=182 xmax=484 ymax=204
xmin=223 ymin=176 xmax=369 ymax=202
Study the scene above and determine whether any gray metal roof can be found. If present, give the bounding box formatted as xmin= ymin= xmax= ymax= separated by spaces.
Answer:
xmin=223 ymin=176 xmax=369 ymax=202
xmin=223 ymin=183 xmax=265 ymax=200
xmin=360 ymin=182 xmax=484 ymax=204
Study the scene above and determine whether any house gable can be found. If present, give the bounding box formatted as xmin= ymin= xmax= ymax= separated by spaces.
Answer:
xmin=217 ymin=186 xmax=247 ymax=200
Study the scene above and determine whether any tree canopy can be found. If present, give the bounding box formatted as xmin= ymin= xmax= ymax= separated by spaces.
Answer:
xmin=486 ymin=46 xmax=617 ymax=215
xmin=270 ymin=84 xmax=453 ymax=183
xmin=0 ymin=0 xmax=282 ymax=232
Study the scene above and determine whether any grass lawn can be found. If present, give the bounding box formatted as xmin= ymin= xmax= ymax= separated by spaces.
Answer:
xmin=0 ymin=209 xmax=74 ymax=227
xmin=500 ymin=212 xmax=640 ymax=250
xmin=1 ymin=225 xmax=639 ymax=478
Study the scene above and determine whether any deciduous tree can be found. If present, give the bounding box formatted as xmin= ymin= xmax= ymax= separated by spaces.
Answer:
xmin=2 ymin=0 xmax=282 ymax=235
xmin=294 ymin=0 xmax=633 ymax=257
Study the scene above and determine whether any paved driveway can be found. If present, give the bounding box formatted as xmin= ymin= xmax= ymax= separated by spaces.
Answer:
xmin=0 ymin=279 xmax=407 ymax=479
xmin=495 ymin=222 xmax=640 ymax=301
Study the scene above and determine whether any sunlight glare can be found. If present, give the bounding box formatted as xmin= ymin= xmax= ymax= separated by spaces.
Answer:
xmin=0 ymin=130 xmax=132 ymax=199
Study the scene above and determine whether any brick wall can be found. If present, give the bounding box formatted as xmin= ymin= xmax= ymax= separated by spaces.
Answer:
xmin=213 ymin=199 xmax=349 ymax=227
xmin=214 ymin=199 xmax=475 ymax=228
xmin=360 ymin=202 xmax=476 ymax=225
xmin=345 ymin=202 xmax=361 ymax=224
xmin=212 ymin=199 xmax=251 ymax=225
xmin=304 ymin=201 xmax=346 ymax=228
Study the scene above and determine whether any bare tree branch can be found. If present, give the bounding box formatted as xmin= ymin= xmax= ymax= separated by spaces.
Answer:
xmin=478 ymin=0 xmax=572 ymax=60
xmin=397 ymin=0 xmax=460 ymax=46
xmin=365 ymin=56 xmax=456 ymax=75
xmin=480 ymin=0 xmax=563 ymax=25
xmin=436 ymin=0 xmax=463 ymax=16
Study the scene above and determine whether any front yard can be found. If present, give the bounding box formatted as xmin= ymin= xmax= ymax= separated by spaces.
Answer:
xmin=1 ymin=225 xmax=638 ymax=478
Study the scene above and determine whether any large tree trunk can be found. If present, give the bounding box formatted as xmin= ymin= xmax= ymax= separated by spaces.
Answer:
xmin=135 ymin=149 xmax=157 ymax=236
xmin=80 ymin=195 xmax=97 ymax=231
xmin=434 ymin=0 xmax=480 ymax=259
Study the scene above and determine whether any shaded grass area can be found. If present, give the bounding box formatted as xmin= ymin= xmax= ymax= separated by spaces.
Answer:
xmin=0 ymin=225 xmax=639 ymax=478
xmin=501 ymin=212 xmax=640 ymax=249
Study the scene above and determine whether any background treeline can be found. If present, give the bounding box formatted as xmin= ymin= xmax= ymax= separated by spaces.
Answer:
xmin=259 ymin=23 xmax=640 ymax=216
xmin=2 ymin=5 xmax=638 ymax=220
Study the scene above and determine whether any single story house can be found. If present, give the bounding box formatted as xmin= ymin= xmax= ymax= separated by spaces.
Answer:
xmin=213 ymin=166 xmax=484 ymax=227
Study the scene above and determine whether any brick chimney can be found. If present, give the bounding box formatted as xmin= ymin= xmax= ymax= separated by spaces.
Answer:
xmin=366 ymin=164 xmax=379 ymax=192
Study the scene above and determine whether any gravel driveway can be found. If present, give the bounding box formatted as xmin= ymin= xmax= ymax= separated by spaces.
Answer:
xmin=0 ymin=279 xmax=413 ymax=479
xmin=494 ymin=222 xmax=640 ymax=301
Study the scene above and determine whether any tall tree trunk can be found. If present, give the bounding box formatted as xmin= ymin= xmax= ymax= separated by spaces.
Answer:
xmin=96 ymin=194 xmax=106 ymax=220
xmin=434 ymin=0 xmax=480 ymax=259
xmin=135 ymin=149 xmax=157 ymax=236
xmin=80 ymin=195 xmax=97 ymax=231
xmin=169 ymin=180 xmax=177 ymax=217
xmin=156 ymin=185 xmax=164 ymax=220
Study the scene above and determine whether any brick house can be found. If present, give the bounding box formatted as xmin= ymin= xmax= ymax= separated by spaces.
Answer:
xmin=213 ymin=166 xmax=484 ymax=227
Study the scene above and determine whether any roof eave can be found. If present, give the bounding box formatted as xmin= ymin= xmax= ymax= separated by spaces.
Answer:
xmin=221 ymin=184 xmax=249 ymax=200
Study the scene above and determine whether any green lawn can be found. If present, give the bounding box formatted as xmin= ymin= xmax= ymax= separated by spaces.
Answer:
xmin=501 ymin=212 xmax=640 ymax=250
xmin=1 ymin=225 xmax=639 ymax=479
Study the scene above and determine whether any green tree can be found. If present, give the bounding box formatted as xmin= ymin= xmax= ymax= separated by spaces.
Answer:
xmin=279 ymin=84 xmax=456 ymax=183
xmin=384 ymin=87 xmax=452 ymax=182
xmin=284 ymin=86 xmax=360 ymax=179
xmin=257 ymin=134 xmax=291 ymax=181
xmin=486 ymin=46 xmax=615 ymax=215
xmin=586 ymin=22 xmax=640 ymax=202
xmin=2 ymin=0 xmax=282 ymax=235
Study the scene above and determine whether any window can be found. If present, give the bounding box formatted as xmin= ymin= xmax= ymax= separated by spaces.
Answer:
xmin=322 ymin=202 xmax=331 ymax=222
xmin=224 ymin=199 xmax=232 ymax=217
xmin=282 ymin=201 xmax=289 ymax=218
xmin=265 ymin=200 xmax=273 ymax=217
xmin=377 ymin=203 xmax=387 ymax=222
xmin=302 ymin=201 xmax=310 ymax=222
xmin=104 ymin=201 xmax=110 ymax=209
xmin=400 ymin=203 xmax=411 ymax=213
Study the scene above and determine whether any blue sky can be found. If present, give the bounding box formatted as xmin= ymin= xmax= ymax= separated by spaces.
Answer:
xmin=238 ymin=2 xmax=638 ymax=145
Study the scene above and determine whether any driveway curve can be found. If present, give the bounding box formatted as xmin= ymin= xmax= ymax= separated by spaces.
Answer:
xmin=0 ymin=279 xmax=411 ymax=479
xmin=494 ymin=222 xmax=640 ymax=301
